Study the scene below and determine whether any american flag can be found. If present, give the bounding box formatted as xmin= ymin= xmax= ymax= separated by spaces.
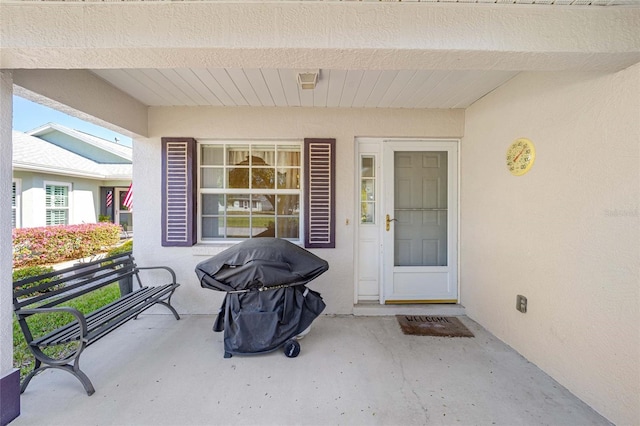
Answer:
xmin=106 ymin=190 xmax=113 ymax=208
xmin=123 ymin=184 xmax=133 ymax=211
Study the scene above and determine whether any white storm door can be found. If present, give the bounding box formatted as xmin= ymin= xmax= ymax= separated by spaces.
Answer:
xmin=382 ymin=141 xmax=458 ymax=303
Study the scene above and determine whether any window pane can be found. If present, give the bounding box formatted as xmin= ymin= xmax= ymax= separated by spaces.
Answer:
xmin=361 ymin=180 xmax=375 ymax=201
xmin=228 ymin=145 xmax=250 ymax=166
xmin=227 ymin=195 xmax=251 ymax=241
xmin=252 ymin=216 xmax=275 ymax=237
xmin=226 ymin=215 xmax=251 ymax=238
xmin=46 ymin=185 xmax=68 ymax=208
xmin=277 ymin=168 xmax=300 ymax=189
xmin=47 ymin=209 xmax=67 ymax=226
xmin=228 ymin=194 xmax=251 ymax=212
xmin=278 ymin=146 xmax=300 ymax=167
xmin=361 ymin=202 xmax=375 ymax=224
xmin=252 ymin=168 xmax=275 ymax=189
xmin=253 ymin=194 xmax=275 ymax=215
xmin=202 ymin=217 xmax=225 ymax=238
xmin=252 ymin=145 xmax=275 ymax=167
xmin=228 ymin=167 xmax=249 ymax=188
xmin=201 ymin=168 xmax=224 ymax=188
xmin=277 ymin=194 xmax=299 ymax=215
xmin=277 ymin=217 xmax=299 ymax=239
xmin=201 ymin=145 xmax=224 ymax=166
xmin=202 ymin=194 xmax=224 ymax=215
xmin=361 ymin=156 xmax=375 ymax=177
xmin=202 ymin=195 xmax=225 ymax=238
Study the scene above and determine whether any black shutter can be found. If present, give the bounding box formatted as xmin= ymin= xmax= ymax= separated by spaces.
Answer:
xmin=161 ymin=137 xmax=197 ymax=247
xmin=304 ymin=138 xmax=336 ymax=248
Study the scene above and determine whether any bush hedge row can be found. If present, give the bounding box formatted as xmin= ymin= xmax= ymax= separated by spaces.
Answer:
xmin=12 ymin=223 xmax=121 ymax=268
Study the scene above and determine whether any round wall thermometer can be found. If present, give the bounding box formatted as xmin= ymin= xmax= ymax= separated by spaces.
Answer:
xmin=506 ymin=138 xmax=536 ymax=176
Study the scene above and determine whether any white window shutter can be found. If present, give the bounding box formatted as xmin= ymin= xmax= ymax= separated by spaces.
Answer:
xmin=162 ymin=138 xmax=197 ymax=246
xmin=304 ymin=138 xmax=336 ymax=248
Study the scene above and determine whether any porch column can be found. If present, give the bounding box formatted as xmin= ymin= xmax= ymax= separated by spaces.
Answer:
xmin=0 ymin=70 xmax=20 ymax=426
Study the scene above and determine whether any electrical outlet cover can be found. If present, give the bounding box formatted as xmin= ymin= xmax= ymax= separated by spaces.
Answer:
xmin=516 ymin=295 xmax=527 ymax=313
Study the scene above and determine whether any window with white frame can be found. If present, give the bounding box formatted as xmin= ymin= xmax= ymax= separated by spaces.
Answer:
xmin=45 ymin=182 xmax=71 ymax=226
xmin=198 ymin=141 xmax=302 ymax=241
xmin=12 ymin=179 xmax=21 ymax=228
xmin=360 ymin=155 xmax=376 ymax=224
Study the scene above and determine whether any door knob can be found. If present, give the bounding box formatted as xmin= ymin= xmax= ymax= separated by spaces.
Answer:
xmin=386 ymin=214 xmax=397 ymax=231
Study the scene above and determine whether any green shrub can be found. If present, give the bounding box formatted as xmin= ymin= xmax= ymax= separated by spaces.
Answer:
xmin=12 ymin=265 xmax=61 ymax=296
xmin=101 ymin=240 xmax=133 ymax=268
xmin=106 ymin=239 xmax=133 ymax=257
xmin=12 ymin=265 xmax=55 ymax=282
xmin=12 ymin=223 xmax=121 ymax=268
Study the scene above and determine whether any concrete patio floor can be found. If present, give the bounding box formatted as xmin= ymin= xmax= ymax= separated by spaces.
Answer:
xmin=12 ymin=314 xmax=611 ymax=426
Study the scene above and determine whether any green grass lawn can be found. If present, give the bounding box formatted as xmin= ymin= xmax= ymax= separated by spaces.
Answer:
xmin=13 ymin=283 xmax=121 ymax=380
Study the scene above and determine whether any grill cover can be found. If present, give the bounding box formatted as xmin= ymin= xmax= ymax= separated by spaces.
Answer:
xmin=195 ymin=238 xmax=329 ymax=292
xmin=195 ymin=238 xmax=328 ymax=356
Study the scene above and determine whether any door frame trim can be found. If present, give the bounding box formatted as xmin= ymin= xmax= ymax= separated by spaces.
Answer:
xmin=380 ymin=139 xmax=460 ymax=304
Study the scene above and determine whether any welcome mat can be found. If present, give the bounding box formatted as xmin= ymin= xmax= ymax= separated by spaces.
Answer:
xmin=396 ymin=315 xmax=474 ymax=338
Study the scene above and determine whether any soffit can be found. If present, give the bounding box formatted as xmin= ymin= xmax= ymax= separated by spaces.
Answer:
xmin=90 ymin=69 xmax=520 ymax=109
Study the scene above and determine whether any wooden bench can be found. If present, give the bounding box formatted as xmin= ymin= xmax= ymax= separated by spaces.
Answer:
xmin=12 ymin=252 xmax=180 ymax=395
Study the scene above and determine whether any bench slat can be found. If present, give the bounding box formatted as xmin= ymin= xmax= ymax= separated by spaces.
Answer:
xmin=13 ymin=257 xmax=135 ymax=311
xmin=32 ymin=287 xmax=156 ymax=346
xmin=14 ymin=270 xmax=135 ymax=312
xmin=32 ymin=284 xmax=176 ymax=347
xmin=85 ymin=284 xmax=177 ymax=344
xmin=13 ymin=255 xmax=133 ymax=298
xmin=45 ymin=285 xmax=172 ymax=346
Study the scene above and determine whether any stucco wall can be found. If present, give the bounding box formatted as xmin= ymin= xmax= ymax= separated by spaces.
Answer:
xmin=138 ymin=107 xmax=463 ymax=315
xmin=460 ymin=66 xmax=640 ymax=425
xmin=12 ymin=171 xmax=106 ymax=227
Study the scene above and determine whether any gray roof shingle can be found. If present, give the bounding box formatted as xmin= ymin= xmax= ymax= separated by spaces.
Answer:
xmin=13 ymin=130 xmax=132 ymax=180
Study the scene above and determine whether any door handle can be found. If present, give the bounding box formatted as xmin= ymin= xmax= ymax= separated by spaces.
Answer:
xmin=386 ymin=214 xmax=397 ymax=231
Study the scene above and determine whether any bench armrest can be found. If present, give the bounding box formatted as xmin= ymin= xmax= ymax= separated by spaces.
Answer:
xmin=15 ymin=306 xmax=89 ymax=343
xmin=136 ymin=265 xmax=177 ymax=284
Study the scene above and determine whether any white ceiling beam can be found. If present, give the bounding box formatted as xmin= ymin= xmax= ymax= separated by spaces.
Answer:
xmin=1 ymin=3 xmax=639 ymax=72
xmin=12 ymin=69 xmax=148 ymax=137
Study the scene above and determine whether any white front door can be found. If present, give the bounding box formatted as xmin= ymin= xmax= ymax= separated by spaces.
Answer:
xmin=382 ymin=141 xmax=458 ymax=303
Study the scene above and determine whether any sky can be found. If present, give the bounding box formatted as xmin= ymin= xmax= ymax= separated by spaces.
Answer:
xmin=12 ymin=96 xmax=133 ymax=147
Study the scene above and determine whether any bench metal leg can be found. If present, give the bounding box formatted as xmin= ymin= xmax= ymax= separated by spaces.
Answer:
xmin=66 ymin=361 xmax=96 ymax=396
xmin=20 ymin=360 xmax=42 ymax=394
xmin=132 ymin=289 xmax=180 ymax=320
xmin=155 ymin=300 xmax=181 ymax=320
xmin=20 ymin=362 xmax=95 ymax=396
xmin=23 ymin=341 xmax=95 ymax=396
xmin=133 ymin=300 xmax=180 ymax=321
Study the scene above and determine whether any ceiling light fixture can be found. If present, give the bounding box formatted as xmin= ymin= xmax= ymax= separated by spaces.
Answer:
xmin=297 ymin=70 xmax=319 ymax=90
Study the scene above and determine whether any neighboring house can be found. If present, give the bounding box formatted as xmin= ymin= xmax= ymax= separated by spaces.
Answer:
xmin=11 ymin=123 xmax=132 ymax=230
xmin=1 ymin=3 xmax=639 ymax=426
